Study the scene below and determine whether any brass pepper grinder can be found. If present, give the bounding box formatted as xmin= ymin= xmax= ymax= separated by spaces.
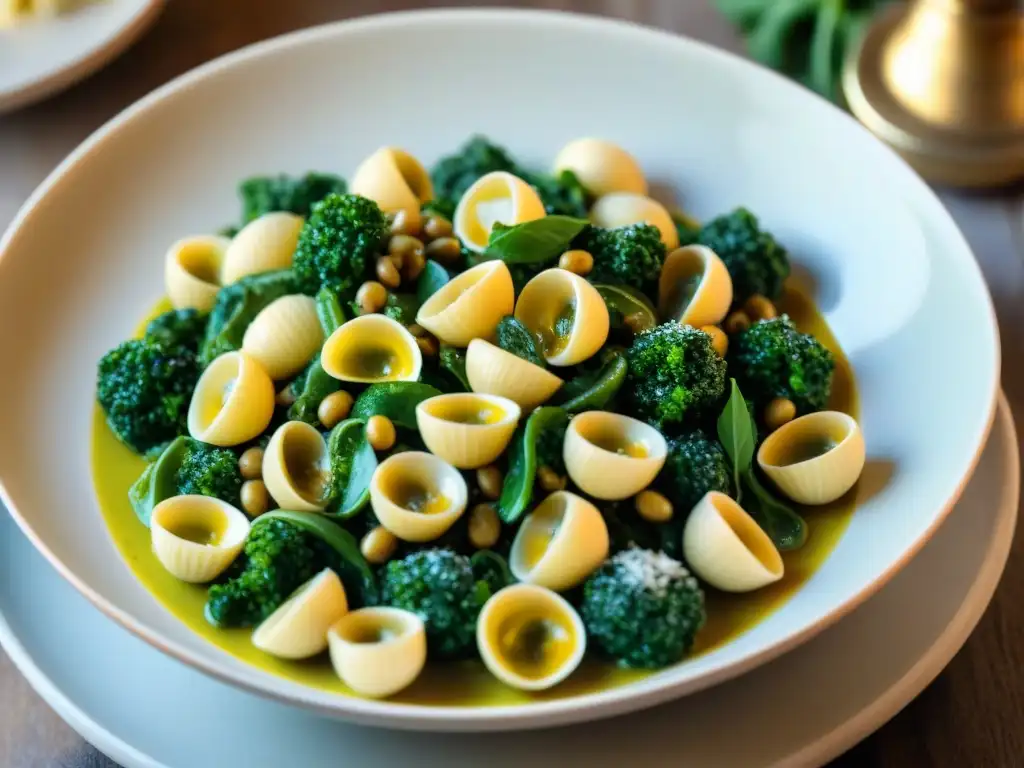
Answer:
xmin=844 ymin=0 xmax=1024 ymax=187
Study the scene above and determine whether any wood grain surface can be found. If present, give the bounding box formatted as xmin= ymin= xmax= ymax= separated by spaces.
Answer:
xmin=0 ymin=1 xmax=1021 ymax=766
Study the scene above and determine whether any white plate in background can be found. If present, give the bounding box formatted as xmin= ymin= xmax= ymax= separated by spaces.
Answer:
xmin=0 ymin=0 xmax=163 ymax=114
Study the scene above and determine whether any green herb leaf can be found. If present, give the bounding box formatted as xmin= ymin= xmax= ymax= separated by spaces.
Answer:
xmin=350 ymin=382 xmax=442 ymax=429
xmin=484 ymin=215 xmax=589 ymax=264
xmin=315 ymin=287 xmax=346 ymax=335
xmin=717 ymin=379 xmax=756 ymax=502
xmin=495 ymin=315 xmax=545 ymax=367
xmin=128 ymin=436 xmax=189 ymax=527
xmin=498 ymin=406 xmax=569 ymax=523
xmin=323 ymin=418 xmax=377 ymax=519
xmin=287 ymin=361 xmax=341 ymax=425
xmin=416 ymin=260 xmax=450 ymax=304
xmin=439 ymin=344 xmax=471 ymax=391
xmin=201 ymin=269 xmax=301 ymax=365
xmin=556 ymin=352 xmax=628 ymax=413
xmin=742 ymin=468 xmax=808 ymax=551
xmin=595 ymin=284 xmax=658 ymax=335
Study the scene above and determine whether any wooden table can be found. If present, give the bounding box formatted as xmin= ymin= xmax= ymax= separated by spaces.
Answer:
xmin=0 ymin=1 xmax=1021 ymax=766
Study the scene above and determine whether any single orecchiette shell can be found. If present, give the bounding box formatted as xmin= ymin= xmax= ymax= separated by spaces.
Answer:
xmin=221 ymin=212 xmax=304 ymax=285
xmin=253 ymin=568 xmax=349 ymax=659
xmin=562 ymin=411 xmax=667 ymax=500
xmin=328 ymin=607 xmax=427 ymax=698
xmin=757 ymin=411 xmax=865 ymax=505
xmin=415 ymin=392 xmax=521 ymax=469
xmin=465 ymin=338 xmax=564 ymax=410
xmin=514 ymin=268 xmax=609 ymax=367
xmin=349 ymin=147 xmax=433 ymax=215
xmin=415 ymin=260 xmax=514 ymax=346
xmin=262 ymin=421 xmax=330 ymax=512
xmin=552 ymin=138 xmax=647 ymax=197
xmin=683 ymin=491 xmax=784 ymax=592
xmin=164 ymin=234 xmax=231 ymax=312
xmin=658 ymin=244 xmax=733 ymax=327
xmin=150 ymin=495 xmax=250 ymax=583
xmin=477 ymin=583 xmax=586 ymax=691
xmin=187 ymin=351 xmax=275 ymax=446
xmin=589 ymin=192 xmax=679 ymax=250
xmin=242 ymin=294 xmax=324 ymax=380
xmin=509 ymin=491 xmax=609 ymax=591
xmin=320 ymin=314 xmax=423 ymax=384
xmin=369 ymin=451 xmax=468 ymax=542
xmin=453 ymin=171 xmax=546 ymax=253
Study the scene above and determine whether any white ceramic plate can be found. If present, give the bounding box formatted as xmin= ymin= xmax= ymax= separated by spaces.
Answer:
xmin=0 ymin=9 xmax=1000 ymax=730
xmin=1 ymin=395 xmax=1015 ymax=768
xmin=0 ymin=0 xmax=163 ymax=114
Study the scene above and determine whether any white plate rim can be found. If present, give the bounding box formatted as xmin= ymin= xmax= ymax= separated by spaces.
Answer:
xmin=0 ymin=0 xmax=165 ymax=114
xmin=0 ymin=7 xmax=1002 ymax=729
xmin=0 ymin=392 xmax=1015 ymax=768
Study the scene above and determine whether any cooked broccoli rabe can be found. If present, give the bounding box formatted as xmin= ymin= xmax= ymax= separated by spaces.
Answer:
xmin=379 ymin=549 xmax=488 ymax=659
xmin=239 ymin=172 xmax=347 ymax=224
xmin=625 ymin=323 xmax=726 ymax=430
xmin=292 ymin=193 xmax=388 ymax=297
xmin=684 ymin=207 xmax=790 ymax=301
xmin=656 ymin=431 xmax=733 ymax=513
xmin=581 ymin=548 xmax=705 ymax=668
xmin=176 ymin=439 xmax=242 ymax=505
xmin=729 ymin=315 xmax=834 ymax=415
xmin=206 ymin=518 xmax=340 ymax=628
xmin=573 ymin=224 xmax=666 ymax=292
xmin=96 ymin=338 xmax=198 ymax=455
xmin=144 ymin=309 xmax=207 ymax=353
xmin=430 ymin=135 xmax=589 ymax=218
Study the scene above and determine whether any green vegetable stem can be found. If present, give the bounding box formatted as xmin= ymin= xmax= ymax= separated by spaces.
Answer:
xmin=498 ymin=406 xmax=569 ymax=523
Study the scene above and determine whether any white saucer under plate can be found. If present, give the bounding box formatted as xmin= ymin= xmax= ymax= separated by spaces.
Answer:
xmin=0 ymin=0 xmax=164 ymax=114
xmin=0 ymin=394 xmax=1017 ymax=768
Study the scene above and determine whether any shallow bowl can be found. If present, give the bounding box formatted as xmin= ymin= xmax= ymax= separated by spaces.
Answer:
xmin=0 ymin=8 xmax=999 ymax=731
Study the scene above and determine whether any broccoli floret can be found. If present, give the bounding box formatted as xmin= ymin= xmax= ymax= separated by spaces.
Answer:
xmin=573 ymin=224 xmax=666 ymax=291
xmin=729 ymin=315 xmax=835 ymax=415
xmin=379 ymin=549 xmax=487 ymax=659
xmin=143 ymin=308 xmax=207 ymax=352
xmin=96 ymin=338 xmax=198 ymax=455
xmin=689 ymin=208 xmax=790 ymax=301
xmin=239 ymin=172 xmax=347 ymax=224
xmin=176 ymin=439 xmax=242 ymax=506
xmin=625 ymin=323 xmax=726 ymax=430
xmin=656 ymin=431 xmax=733 ymax=513
xmin=205 ymin=518 xmax=338 ymax=628
xmin=430 ymin=136 xmax=590 ymax=219
xmin=581 ymin=548 xmax=705 ymax=668
xmin=291 ymin=193 xmax=388 ymax=296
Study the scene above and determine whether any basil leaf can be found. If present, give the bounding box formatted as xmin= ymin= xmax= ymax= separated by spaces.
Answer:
xmin=128 ymin=436 xmax=189 ymax=527
xmin=351 ymin=382 xmax=442 ymax=429
xmin=556 ymin=352 xmax=628 ymax=413
xmin=323 ymin=418 xmax=377 ymax=519
xmin=287 ymin=361 xmax=340 ymax=425
xmin=496 ymin=315 xmax=545 ymax=367
xmin=485 ymin=215 xmax=589 ymax=265
xmin=498 ymin=406 xmax=569 ymax=523
xmin=717 ymin=379 xmax=756 ymax=503
xmin=439 ymin=344 xmax=470 ymax=391
xmin=315 ymin=287 xmax=346 ymax=335
xmin=742 ymin=468 xmax=808 ymax=551
xmin=416 ymin=260 xmax=450 ymax=304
